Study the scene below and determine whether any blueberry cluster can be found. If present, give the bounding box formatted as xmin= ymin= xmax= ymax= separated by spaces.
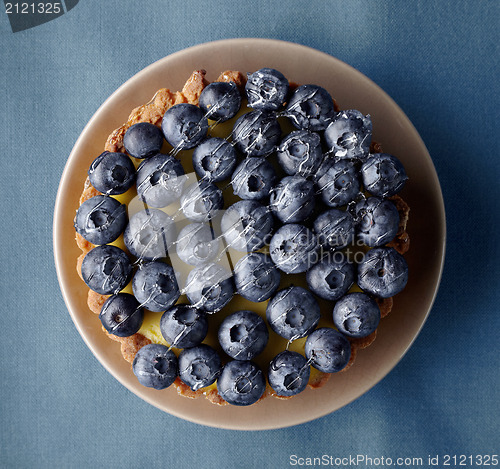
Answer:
xmin=74 ymin=68 xmax=409 ymax=405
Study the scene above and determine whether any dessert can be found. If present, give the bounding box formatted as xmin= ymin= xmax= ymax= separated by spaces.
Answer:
xmin=74 ymin=68 xmax=410 ymax=406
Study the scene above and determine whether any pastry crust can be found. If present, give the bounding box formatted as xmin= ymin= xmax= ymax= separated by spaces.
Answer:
xmin=350 ymin=330 xmax=377 ymax=350
xmin=104 ymin=327 xmax=152 ymax=364
xmin=215 ymin=70 xmax=247 ymax=93
xmin=375 ymin=296 xmax=393 ymax=319
xmin=88 ymin=289 xmax=108 ymax=315
xmin=388 ymin=195 xmax=410 ymax=254
xmin=75 ymin=69 xmax=410 ymax=405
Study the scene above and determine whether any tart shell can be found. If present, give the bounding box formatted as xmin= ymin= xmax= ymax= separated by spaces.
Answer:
xmin=75 ymin=70 xmax=410 ymax=405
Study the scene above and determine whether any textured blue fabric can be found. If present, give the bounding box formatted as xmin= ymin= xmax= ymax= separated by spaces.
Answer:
xmin=1 ymin=1 xmax=499 ymax=467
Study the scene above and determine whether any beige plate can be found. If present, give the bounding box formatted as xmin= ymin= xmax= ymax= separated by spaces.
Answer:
xmin=53 ymin=38 xmax=446 ymax=430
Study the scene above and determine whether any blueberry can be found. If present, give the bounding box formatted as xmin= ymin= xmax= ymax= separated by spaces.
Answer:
xmin=99 ymin=293 xmax=144 ymax=337
xmin=305 ymin=327 xmax=351 ymax=373
xmin=285 ymin=84 xmax=335 ymax=131
xmin=136 ymin=153 xmax=186 ymax=208
xmin=231 ymin=156 xmax=277 ymax=200
xmin=232 ymin=110 xmax=281 ymax=157
xmin=355 ymin=197 xmax=399 ymax=247
xmin=269 ymin=224 xmax=319 ymax=274
xmin=192 ymin=137 xmax=238 ymax=182
xmin=184 ymin=263 xmax=234 ymax=313
xmin=315 ymin=158 xmax=361 ymax=207
xmin=74 ymin=195 xmax=127 ymax=245
xmin=132 ymin=261 xmax=180 ymax=312
xmin=324 ymin=110 xmax=372 ymax=161
xmin=161 ymin=103 xmax=208 ymax=150
xmin=124 ymin=209 xmax=176 ymax=261
xmin=269 ymin=176 xmax=315 ymax=223
xmin=306 ymin=257 xmax=355 ymax=301
xmin=313 ymin=208 xmax=355 ymax=250
xmin=123 ymin=122 xmax=164 ymax=159
xmin=357 ymin=247 xmax=408 ymax=298
xmin=266 ymin=286 xmax=320 ymax=340
xmin=333 ymin=292 xmax=380 ymax=338
xmin=245 ymin=68 xmax=289 ymax=111
xmin=268 ymin=351 xmax=310 ymax=397
xmin=160 ymin=304 xmax=208 ymax=348
xmin=81 ymin=245 xmax=132 ymax=295
xmin=361 ymin=153 xmax=408 ymax=197
xmin=178 ymin=344 xmax=222 ymax=391
xmin=217 ymin=360 xmax=266 ymax=406
xmin=175 ymin=223 xmax=220 ymax=266
xmin=276 ymin=130 xmax=323 ymax=177
xmin=88 ymin=151 xmax=136 ymax=195
xmin=132 ymin=343 xmax=178 ymax=390
xmin=180 ymin=180 xmax=224 ymax=222
xmin=199 ymin=81 xmax=241 ymax=122
xmin=221 ymin=200 xmax=274 ymax=252
xmin=233 ymin=252 xmax=281 ymax=302
xmin=218 ymin=310 xmax=269 ymax=360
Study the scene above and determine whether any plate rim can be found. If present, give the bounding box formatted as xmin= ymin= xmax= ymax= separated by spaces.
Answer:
xmin=53 ymin=38 xmax=446 ymax=430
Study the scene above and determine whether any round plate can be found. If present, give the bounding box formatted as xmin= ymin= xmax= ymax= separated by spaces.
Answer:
xmin=53 ymin=38 xmax=445 ymax=430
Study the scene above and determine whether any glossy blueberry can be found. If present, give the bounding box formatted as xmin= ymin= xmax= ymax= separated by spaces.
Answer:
xmin=268 ymin=351 xmax=310 ymax=397
xmin=192 ymin=137 xmax=238 ymax=182
xmin=74 ymin=195 xmax=127 ymax=245
xmin=285 ymin=84 xmax=335 ymax=131
xmin=221 ymin=200 xmax=274 ymax=252
xmin=161 ymin=103 xmax=208 ymax=150
xmin=132 ymin=344 xmax=178 ymax=390
xmin=160 ymin=304 xmax=208 ymax=348
xmin=269 ymin=175 xmax=315 ymax=223
xmin=245 ymin=68 xmax=289 ymax=111
xmin=175 ymin=223 xmax=220 ymax=266
xmin=233 ymin=252 xmax=281 ymax=302
xmin=333 ymin=292 xmax=380 ymax=338
xmin=266 ymin=286 xmax=320 ymax=340
xmin=231 ymin=157 xmax=277 ymax=200
xmin=218 ymin=310 xmax=269 ymax=360
xmin=313 ymin=208 xmax=355 ymax=250
xmin=269 ymin=224 xmax=319 ymax=274
xmin=180 ymin=180 xmax=224 ymax=223
xmin=217 ymin=360 xmax=266 ymax=406
xmin=199 ymin=81 xmax=241 ymax=122
xmin=123 ymin=122 xmax=164 ymax=159
xmin=124 ymin=209 xmax=176 ymax=260
xmin=81 ymin=245 xmax=132 ymax=295
xmin=136 ymin=153 xmax=186 ymax=208
xmin=357 ymin=247 xmax=408 ymax=298
xmin=184 ymin=263 xmax=234 ymax=313
xmin=306 ymin=257 xmax=355 ymax=301
xmin=232 ymin=110 xmax=281 ymax=157
xmin=324 ymin=110 xmax=372 ymax=161
xmin=99 ymin=293 xmax=144 ymax=337
xmin=315 ymin=158 xmax=361 ymax=207
xmin=355 ymin=197 xmax=399 ymax=247
xmin=132 ymin=261 xmax=180 ymax=312
xmin=178 ymin=344 xmax=222 ymax=391
xmin=276 ymin=130 xmax=323 ymax=177
xmin=88 ymin=151 xmax=136 ymax=195
xmin=361 ymin=153 xmax=408 ymax=197
xmin=305 ymin=327 xmax=351 ymax=373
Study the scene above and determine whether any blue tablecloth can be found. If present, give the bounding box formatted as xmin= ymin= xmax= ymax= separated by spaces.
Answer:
xmin=1 ymin=1 xmax=498 ymax=467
